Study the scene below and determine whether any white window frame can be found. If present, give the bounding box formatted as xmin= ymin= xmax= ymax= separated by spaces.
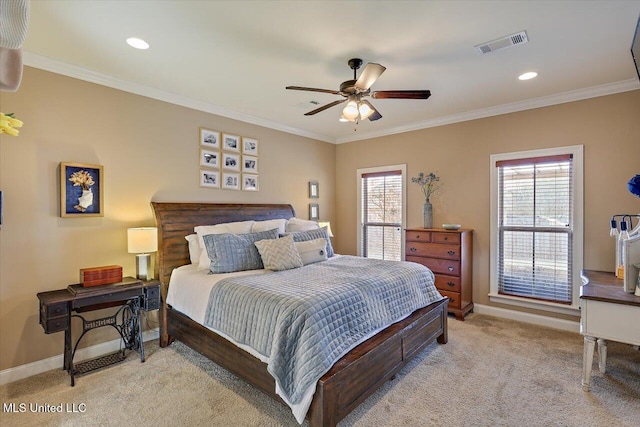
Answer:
xmin=356 ymin=164 xmax=407 ymax=258
xmin=489 ymin=145 xmax=583 ymax=315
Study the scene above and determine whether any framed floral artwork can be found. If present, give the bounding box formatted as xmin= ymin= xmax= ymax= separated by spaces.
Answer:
xmin=200 ymin=149 xmax=220 ymax=168
xmin=222 ymin=133 xmax=240 ymax=152
xmin=200 ymin=169 xmax=220 ymax=188
xmin=223 ymin=152 xmax=241 ymax=171
xmin=60 ymin=162 xmax=104 ymax=217
xmin=242 ymin=174 xmax=259 ymax=191
xmin=242 ymin=137 xmax=259 ymax=155
xmin=200 ymin=128 xmax=220 ymax=149
xmin=222 ymin=172 xmax=240 ymax=190
xmin=242 ymin=155 xmax=258 ymax=173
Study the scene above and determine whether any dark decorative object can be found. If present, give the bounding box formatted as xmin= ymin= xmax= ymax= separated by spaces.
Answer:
xmin=628 ymin=174 xmax=640 ymax=198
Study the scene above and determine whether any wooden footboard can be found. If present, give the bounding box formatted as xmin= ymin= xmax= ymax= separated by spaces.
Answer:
xmin=151 ymin=202 xmax=448 ymax=426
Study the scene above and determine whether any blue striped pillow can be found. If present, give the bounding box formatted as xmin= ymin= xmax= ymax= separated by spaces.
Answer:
xmin=285 ymin=226 xmax=334 ymax=257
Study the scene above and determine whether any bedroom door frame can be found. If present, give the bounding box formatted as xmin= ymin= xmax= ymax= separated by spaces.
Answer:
xmin=356 ymin=164 xmax=407 ymax=259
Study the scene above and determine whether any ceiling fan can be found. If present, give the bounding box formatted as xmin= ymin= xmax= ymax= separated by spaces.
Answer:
xmin=286 ymin=58 xmax=431 ymax=123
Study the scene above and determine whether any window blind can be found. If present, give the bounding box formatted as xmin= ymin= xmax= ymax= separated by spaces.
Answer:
xmin=361 ymin=170 xmax=402 ymax=260
xmin=497 ymin=155 xmax=573 ymax=303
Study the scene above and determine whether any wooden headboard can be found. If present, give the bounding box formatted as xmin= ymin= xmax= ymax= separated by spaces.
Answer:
xmin=151 ymin=202 xmax=296 ymax=287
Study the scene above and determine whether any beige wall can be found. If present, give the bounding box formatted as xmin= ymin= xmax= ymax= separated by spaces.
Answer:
xmin=0 ymin=67 xmax=336 ymax=370
xmin=334 ymin=90 xmax=640 ymax=321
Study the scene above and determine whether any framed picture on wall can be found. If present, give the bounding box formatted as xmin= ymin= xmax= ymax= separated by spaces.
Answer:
xmin=200 ymin=128 xmax=220 ymax=149
xmin=222 ymin=133 xmax=240 ymax=152
xmin=309 ymin=203 xmax=319 ymax=221
xmin=222 ymin=172 xmax=240 ymax=190
xmin=242 ymin=137 xmax=259 ymax=155
xmin=200 ymin=149 xmax=220 ymax=168
xmin=200 ymin=169 xmax=220 ymax=188
xmin=222 ymin=152 xmax=241 ymax=171
xmin=309 ymin=181 xmax=319 ymax=198
xmin=242 ymin=174 xmax=259 ymax=191
xmin=60 ymin=162 xmax=104 ymax=217
xmin=242 ymin=155 xmax=258 ymax=173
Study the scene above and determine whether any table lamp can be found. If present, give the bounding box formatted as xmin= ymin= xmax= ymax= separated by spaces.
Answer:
xmin=127 ymin=227 xmax=158 ymax=281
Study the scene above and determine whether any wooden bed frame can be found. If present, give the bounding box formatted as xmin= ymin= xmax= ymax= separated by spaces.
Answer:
xmin=152 ymin=202 xmax=448 ymax=427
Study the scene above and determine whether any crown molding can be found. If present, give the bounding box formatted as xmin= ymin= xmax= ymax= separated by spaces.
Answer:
xmin=22 ymin=52 xmax=334 ymax=144
xmin=23 ymin=52 xmax=639 ymax=145
xmin=335 ymin=79 xmax=640 ymax=144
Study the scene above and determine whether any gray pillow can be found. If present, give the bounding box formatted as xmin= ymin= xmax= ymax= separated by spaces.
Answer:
xmin=285 ymin=226 xmax=334 ymax=257
xmin=203 ymin=228 xmax=279 ymax=273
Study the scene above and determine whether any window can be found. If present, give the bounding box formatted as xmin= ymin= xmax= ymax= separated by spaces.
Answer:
xmin=490 ymin=146 xmax=583 ymax=313
xmin=357 ymin=165 xmax=406 ymax=261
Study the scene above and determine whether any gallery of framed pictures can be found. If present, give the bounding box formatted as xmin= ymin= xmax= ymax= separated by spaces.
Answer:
xmin=60 ymin=162 xmax=104 ymax=217
xmin=199 ymin=127 xmax=259 ymax=191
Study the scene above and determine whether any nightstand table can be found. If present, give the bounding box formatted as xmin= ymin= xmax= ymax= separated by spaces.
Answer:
xmin=37 ymin=277 xmax=160 ymax=386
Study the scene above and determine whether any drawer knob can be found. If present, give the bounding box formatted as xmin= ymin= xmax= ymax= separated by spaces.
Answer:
xmin=444 ymin=237 xmax=448 ymax=240
xmin=410 ymin=247 xmax=417 ymax=252
xmin=448 ymin=266 xmax=454 ymax=272
xmin=416 ymin=235 xmax=420 ymax=238
xmin=447 ymin=282 xmax=455 ymax=287
xmin=447 ymin=250 xmax=456 ymax=256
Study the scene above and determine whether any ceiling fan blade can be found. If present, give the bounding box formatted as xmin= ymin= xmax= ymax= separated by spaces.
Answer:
xmin=361 ymin=100 xmax=382 ymax=121
xmin=304 ymin=99 xmax=347 ymax=116
xmin=371 ymin=90 xmax=431 ymax=99
xmin=286 ymin=86 xmax=341 ymax=95
xmin=355 ymin=63 xmax=386 ymax=90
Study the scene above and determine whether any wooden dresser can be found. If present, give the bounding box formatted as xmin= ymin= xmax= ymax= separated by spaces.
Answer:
xmin=405 ymin=228 xmax=473 ymax=320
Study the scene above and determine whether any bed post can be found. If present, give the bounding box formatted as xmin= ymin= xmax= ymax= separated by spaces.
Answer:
xmin=437 ymin=299 xmax=449 ymax=344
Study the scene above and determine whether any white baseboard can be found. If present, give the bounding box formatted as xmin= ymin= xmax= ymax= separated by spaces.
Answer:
xmin=473 ymin=303 xmax=580 ymax=333
xmin=0 ymin=329 xmax=159 ymax=386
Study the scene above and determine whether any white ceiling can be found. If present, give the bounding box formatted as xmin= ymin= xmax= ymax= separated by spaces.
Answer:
xmin=21 ymin=1 xmax=640 ymax=144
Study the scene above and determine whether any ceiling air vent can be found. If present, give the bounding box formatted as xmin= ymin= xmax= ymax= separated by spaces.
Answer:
xmin=475 ymin=31 xmax=529 ymax=54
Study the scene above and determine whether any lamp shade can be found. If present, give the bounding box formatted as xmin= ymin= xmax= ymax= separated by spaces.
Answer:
xmin=318 ymin=221 xmax=334 ymax=237
xmin=127 ymin=227 xmax=158 ymax=254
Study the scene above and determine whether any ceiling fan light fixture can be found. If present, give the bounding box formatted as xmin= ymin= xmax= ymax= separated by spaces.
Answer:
xmin=518 ymin=71 xmax=537 ymax=80
xmin=358 ymin=102 xmax=374 ymax=120
xmin=126 ymin=37 xmax=149 ymax=50
xmin=343 ymin=100 xmax=359 ymax=120
xmin=339 ymin=115 xmax=350 ymax=122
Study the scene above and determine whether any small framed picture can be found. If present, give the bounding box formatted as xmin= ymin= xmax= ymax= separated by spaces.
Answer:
xmin=222 ymin=133 xmax=240 ymax=152
xmin=222 ymin=172 xmax=240 ymax=190
xmin=309 ymin=181 xmax=319 ymax=198
xmin=60 ymin=162 xmax=104 ymax=217
xmin=242 ymin=155 xmax=258 ymax=173
xmin=242 ymin=137 xmax=259 ymax=155
xmin=200 ymin=128 xmax=220 ymax=149
xmin=200 ymin=170 xmax=220 ymax=188
xmin=200 ymin=149 xmax=220 ymax=168
xmin=242 ymin=174 xmax=259 ymax=191
xmin=222 ymin=152 xmax=241 ymax=171
xmin=309 ymin=203 xmax=319 ymax=221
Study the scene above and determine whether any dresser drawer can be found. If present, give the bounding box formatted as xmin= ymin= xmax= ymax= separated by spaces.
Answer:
xmin=434 ymin=275 xmax=461 ymax=292
xmin=439 ymin=289 xmax=461 ymax=310
xmin=432 ymin=232 xmax=460 ymax=244
xmin=41 ymin=301 xmax=69 ymax=318
xmin=406 ymin=256 xmax=461 ymax=276
xmin=42 ymin=315 xmax=69 ymax=334
xmin=406 ymin=242 xmax=460 ymax=260
xmin=405 ymin=230 xmax=431 ymax=242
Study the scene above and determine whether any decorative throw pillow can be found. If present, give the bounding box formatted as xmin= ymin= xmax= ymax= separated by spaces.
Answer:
xmin=286 ymin=226 xmax=334 ymax=257
xmin=285 ymin=217 xmax=320 ymax=232
xmin=254 ymin=235 xmax=303 ymax=271
xmin=251 ymin=218 xmax=287 ymax=234
xmin=185 ymin=234 xmax=201 ymax=265
xmin=294 ymin=238 xmax=328 ymax=265
xmin=194 ymin=220 xmax=255 ymax=270
xmin=203 ymin=228 xmax=279 ymax=274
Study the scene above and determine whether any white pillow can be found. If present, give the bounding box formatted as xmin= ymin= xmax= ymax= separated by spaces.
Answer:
xmin=285 ymin=217 xmax=320 ymax=232
xmin=251 ymin=218 xmax=287 ymax=234
xmin=185 ymin=234 xmax=201 ymax=265
xmin=294 ymin=238 xmax=328 ymax=265
xmin=254 ymin=235 xmax=303 ymax=271
xmin=194 ymin=220 xmax=255 ymax=270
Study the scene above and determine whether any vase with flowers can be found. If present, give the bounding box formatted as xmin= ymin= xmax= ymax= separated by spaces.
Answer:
xmin=68 ymin=170 xmax=96 ymax=212
xmin=411 ymin=172 xmax=441 ymax=228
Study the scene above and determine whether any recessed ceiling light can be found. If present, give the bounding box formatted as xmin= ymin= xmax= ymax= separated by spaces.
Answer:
xmin=126 ymin=37 xmax=149 ymax=50
xmin=518 ymin=71 xmax=538 ymax=81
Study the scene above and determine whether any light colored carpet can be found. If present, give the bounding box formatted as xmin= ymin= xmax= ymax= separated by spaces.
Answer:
xmin=1 ymin=314 xmax=638 ymax=426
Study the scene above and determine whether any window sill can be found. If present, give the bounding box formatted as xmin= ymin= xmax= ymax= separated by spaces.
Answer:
xmin=488 ymin=293 xmax=581 ymax=316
